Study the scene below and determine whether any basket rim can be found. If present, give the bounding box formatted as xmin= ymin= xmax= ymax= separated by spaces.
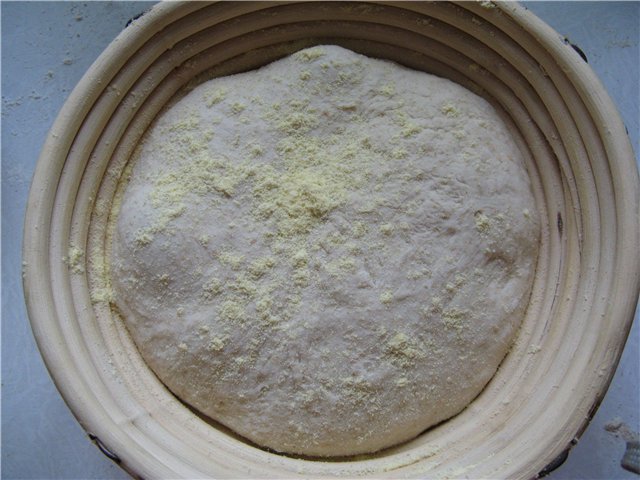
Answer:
xmin=22 ymin=2 xmax=640 ymax=478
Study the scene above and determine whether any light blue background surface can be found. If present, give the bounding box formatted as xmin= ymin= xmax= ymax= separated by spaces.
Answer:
xmin=2 ymin=2 xmax=638 ymax=479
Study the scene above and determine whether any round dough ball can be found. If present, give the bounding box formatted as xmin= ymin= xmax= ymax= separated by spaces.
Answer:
xmin=110 ymin=45 xmax=540 ymax=457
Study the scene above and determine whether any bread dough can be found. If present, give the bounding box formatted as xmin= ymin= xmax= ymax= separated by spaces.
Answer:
xmin=110 ymin=46 xmax=540 ymax=457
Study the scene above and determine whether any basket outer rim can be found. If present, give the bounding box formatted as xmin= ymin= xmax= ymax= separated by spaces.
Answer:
xmin=22 ymin=1 xmax=640 ymax=478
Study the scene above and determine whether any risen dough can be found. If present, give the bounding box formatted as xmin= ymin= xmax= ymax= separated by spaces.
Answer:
xmin=110 ymin=46 xmax=540 ymax=456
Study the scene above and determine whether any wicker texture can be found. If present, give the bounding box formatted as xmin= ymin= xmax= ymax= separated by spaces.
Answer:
xmin=23 ymin=2 xmax=639 ymax=478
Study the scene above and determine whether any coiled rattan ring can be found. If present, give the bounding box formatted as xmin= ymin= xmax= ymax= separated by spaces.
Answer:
xmin=24 ymin=2 xmax=639 ymax=478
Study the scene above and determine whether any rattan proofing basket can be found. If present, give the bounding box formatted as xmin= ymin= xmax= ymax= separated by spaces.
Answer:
xmin=23 ymin=2 xmax=640 ymax=478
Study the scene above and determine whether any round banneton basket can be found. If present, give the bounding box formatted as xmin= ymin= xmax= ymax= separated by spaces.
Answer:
xmin=23 ymin=2 xmax=639 ymax=479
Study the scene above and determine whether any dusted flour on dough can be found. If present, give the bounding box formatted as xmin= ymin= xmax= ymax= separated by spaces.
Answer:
xmin=110 ymin=46 xmax=540 ymax=456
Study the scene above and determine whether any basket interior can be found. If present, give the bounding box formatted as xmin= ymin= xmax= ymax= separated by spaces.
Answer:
xmin=24 ymin=2 xmax=638 ymax=478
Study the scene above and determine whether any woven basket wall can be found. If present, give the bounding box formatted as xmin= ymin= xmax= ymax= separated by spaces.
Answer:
xmin=23 ymin=2 xmax=639 ymax=478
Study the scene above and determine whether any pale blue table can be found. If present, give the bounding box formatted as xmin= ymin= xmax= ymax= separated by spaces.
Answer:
xmin=2 ymin=2 xmax=638 ymax=478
